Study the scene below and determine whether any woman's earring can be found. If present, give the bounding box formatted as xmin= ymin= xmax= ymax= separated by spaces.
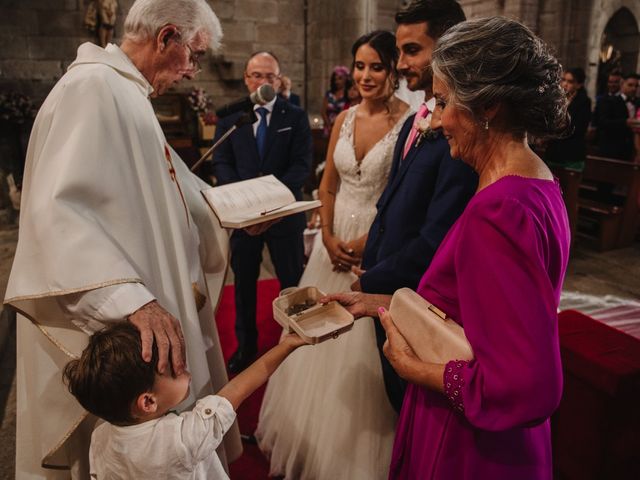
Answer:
xmin=484 ymin=118 xmax=489 ymax=130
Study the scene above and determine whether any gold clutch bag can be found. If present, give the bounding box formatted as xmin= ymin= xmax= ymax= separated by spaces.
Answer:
xmin=389 ymin=288 xmax=474 ymax=364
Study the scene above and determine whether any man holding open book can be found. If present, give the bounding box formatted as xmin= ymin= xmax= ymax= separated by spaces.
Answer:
xmin=212 ymin=51 xmax=313 ymax=374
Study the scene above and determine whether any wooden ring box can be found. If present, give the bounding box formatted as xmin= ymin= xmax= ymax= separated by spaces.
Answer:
xmin=272 ymin=286 xmax=354 ymax=344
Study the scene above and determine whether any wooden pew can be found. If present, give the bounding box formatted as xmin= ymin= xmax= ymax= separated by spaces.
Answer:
xmin=576 ymin=156 xmax=640 ymax=251
xmin=549 ymin=166 xmax=582 ymax=248
xmin=552 ymin=310 xmax=640 ymax=480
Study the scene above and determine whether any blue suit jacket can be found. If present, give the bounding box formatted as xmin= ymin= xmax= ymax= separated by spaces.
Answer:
xmin=360 ymin=113 xmax=478 ymax=293
xmin=280 ymin=92 xmax=301 ymax=107
xmin=211 ymin=97 xmax=312 ymax=235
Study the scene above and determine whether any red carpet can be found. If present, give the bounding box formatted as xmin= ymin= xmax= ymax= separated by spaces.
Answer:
xmin=215 ymin=279 xmax=283 ymax=479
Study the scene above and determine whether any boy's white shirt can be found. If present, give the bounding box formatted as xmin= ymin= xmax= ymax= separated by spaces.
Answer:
xmin=90 ymin=395 xmax=236 ymax=479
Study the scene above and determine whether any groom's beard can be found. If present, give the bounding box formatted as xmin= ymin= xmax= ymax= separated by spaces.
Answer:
xmin=401 ymin=64 xmax=433 ymax=92
xmin=417 ymin=64 xmax=434 ymax=92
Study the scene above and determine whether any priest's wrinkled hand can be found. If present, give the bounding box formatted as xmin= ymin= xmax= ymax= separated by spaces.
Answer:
xmin=128 ymin=300 xmax=187 ymax=376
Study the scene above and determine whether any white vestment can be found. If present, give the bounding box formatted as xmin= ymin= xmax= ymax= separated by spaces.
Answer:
xmin=4 ymin=43 xmax=241 ymax=478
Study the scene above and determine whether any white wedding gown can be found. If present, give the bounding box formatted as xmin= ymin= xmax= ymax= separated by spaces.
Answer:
xmin=256 ymin=105 xmax=411 ymax=479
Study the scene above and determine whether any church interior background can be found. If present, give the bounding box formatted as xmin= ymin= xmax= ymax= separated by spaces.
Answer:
xmin=0 ymin=0 xmax=639 ymax=478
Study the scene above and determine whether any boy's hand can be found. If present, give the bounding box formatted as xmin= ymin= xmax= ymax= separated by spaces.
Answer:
xmin=281 ymin=333 xmax=308 ymax=349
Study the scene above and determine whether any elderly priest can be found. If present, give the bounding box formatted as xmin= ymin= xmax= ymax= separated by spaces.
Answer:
xmin=4 ymin=0 xmax=242 ymax=478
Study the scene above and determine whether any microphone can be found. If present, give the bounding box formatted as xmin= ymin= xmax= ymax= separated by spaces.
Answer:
xmin=215 ymin=84 xmax=276 ymax=117
xmin=190 ymin=113 xmax=255 ymax=172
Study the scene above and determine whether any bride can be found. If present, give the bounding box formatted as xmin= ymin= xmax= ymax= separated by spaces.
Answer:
xmin=256 ymin=30 xmax=411 ymax=479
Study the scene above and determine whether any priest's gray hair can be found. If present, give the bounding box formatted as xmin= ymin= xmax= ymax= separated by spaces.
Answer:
xmin=124 ymin=0 xmax=223 ymax=51
xmin=431 ymin=16 xmax=568 ymax=140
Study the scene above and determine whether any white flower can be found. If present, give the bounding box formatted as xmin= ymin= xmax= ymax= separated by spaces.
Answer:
xmin=416 ymin=117 xmax=430 ymax=132
xmin=413 ymin=115 xmax=438 ymax=147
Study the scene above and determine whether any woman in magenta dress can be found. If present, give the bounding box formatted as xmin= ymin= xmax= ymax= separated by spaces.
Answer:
xmin=326 ymin=17 xmax=571 ymax=479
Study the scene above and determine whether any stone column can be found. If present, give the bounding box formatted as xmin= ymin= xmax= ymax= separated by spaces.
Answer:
xmin=306 ymin=0 xmax=376 ymax=114
xmin=503 ymin=0 xmax=540 ymax=32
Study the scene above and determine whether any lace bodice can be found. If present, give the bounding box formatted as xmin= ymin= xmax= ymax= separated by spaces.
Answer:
xmin=331 ymin=105 xmax=411 ymax=239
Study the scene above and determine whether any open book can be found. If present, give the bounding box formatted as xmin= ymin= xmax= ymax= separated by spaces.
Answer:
xmin=201 ymin=175 xmax=321 ymax=229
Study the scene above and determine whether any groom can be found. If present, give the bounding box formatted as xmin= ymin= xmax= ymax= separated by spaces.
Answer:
xmin=352 ymin=0 xmax=478 ymax=412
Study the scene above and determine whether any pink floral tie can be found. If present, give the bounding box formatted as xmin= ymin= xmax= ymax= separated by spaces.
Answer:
xmin=403 ymin=103 xmax=430 ymax=159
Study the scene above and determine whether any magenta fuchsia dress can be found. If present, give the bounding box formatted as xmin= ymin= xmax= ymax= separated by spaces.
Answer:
xmin=390 ymin=176 xmax=570 ymax=480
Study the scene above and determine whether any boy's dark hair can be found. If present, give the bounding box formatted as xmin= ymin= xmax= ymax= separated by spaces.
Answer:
xmin=62 ymin=322 xmax=157 ymax=425
xmin=395 ymin=0 xmax=466 ymax=39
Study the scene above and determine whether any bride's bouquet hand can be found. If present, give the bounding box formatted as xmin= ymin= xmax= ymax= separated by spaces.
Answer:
xmin=323 ymin=234 xmax=360 ymax=272
xmin=343 ymin=236 xmax=366 ymax=259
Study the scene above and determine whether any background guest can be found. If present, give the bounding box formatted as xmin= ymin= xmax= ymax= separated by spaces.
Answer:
xmin=212 ymin=51 xmax=312 ymax=374
xmin=595 ymin=72 xmax=638 ymax=160
xmin=634 ymin=101 xmax=640 ymax=161
xmin=590 ymin=70 xmax=622 ymax=144
xmin=544 ymin=67 xmax=591 ymax=170
xmin=602 ymin=70 xmax=622 ymax=99
xmin=328 ymin=16 xmax=570 ymax=480
xmin=321 ymin=65 xmax=350 ymax=136
xmin=279 ymin=74 xmax=301 ymax=106
xmin=346 ymin=79 xmax=362 ymax=106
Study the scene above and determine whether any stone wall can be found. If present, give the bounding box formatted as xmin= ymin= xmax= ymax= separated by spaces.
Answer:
xmin=0 ymin=0 xmax=97 ymax=102
xmin=201 ymin=0 xmax=306 ymax=110
xmin=1 ymin=0 xmax=638 ymax=116
xmin=0 ymin=0 xmax=307 ymax=112
xmin=305 ymin=0 xmax=377 ymax=114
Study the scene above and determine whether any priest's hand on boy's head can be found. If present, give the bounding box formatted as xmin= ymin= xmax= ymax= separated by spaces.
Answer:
xmin=128 ymin=300 xmax=186 ymax=376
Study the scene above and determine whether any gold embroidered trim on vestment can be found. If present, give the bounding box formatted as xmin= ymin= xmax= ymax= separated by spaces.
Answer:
xmin=4 ymin=278 xmax=144 ymax=305
xmin=41 ymin=412 xmax=89 ymax=470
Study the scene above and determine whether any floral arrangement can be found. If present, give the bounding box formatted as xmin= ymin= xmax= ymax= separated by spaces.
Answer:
xmin=187 ymin=87 xmax=217 ymax=126
xmin=0 ymin=92 xmax=38 ymax=125
xmin=414 ymin=116 xmax=439 ymax=147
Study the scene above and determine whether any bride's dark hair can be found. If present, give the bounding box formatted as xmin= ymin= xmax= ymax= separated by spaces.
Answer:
xmin=351 ymin=30 xmax=399 ymax=88
xmin=351 ymin=30 xmax=399 ymax=110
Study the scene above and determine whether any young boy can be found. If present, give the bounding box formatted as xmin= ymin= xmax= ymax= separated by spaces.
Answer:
xmin=63 ymin=322 xmax=305 ymax=479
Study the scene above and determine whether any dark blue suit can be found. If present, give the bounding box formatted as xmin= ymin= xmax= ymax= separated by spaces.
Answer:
xmin=280 ymin=92 xmax=301 ymax=107
xmin=361 ymin=113 xmax=478 ymax=411
xmin=595 ymin=94 xmax=635 ymax=160
xmin=212 ymin=98 xmax=312 ymax=349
